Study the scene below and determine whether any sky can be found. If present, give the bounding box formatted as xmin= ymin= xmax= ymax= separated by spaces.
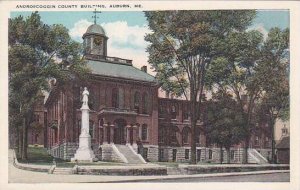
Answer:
xmin=10 ymin=10 xmax=289 ymax=75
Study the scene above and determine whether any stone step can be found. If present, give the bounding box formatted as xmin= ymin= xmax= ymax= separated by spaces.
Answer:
xmin=53 ymin=167 xmax=73 ymax=175
xmin=115 ymin=145 xmax=145 ymax=164
xmin=167 ymin=167 xmax=183 ymax=175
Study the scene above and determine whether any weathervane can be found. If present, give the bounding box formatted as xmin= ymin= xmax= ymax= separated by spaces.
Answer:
xmin=92 ymin=9 xmax=101 ymax=24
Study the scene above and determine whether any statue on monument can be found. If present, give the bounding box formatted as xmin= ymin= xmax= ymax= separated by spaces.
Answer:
xmin=82 ymin=87 xmax=89 ymax=106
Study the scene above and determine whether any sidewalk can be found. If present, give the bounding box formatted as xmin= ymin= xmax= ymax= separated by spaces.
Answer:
xmin=8 ymin=149 xmax=290 ymax=183
xmin=9 ymin=159 xmax=289 ymax=183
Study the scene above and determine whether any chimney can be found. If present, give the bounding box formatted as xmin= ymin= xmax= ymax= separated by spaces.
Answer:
xmin=141 ymin=65 xmax=147 ymax=73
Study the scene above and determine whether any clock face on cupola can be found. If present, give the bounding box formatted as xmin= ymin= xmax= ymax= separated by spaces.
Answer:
xmin=82 ymin=23 xmax=108 ymax=58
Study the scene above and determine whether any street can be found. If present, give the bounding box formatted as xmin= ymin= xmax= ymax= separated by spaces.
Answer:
xmin=138 ymin=172 xmax=290 ymax=182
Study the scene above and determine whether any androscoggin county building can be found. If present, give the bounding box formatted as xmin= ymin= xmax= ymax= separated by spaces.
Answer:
xmin=37 ymin=22 xmax=274 ymax=164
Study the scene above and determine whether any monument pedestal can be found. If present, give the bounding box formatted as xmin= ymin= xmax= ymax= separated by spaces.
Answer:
xmin=71 ymin=133 xmax=96 ymax=162
xmin=71 ymin=87 xmax=96 ymax=162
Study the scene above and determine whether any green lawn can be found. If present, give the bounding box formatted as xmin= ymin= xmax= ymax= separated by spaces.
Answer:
xmin=17 ymin=147 xmax=126 ymax=168
xmin=18 ymin=147 xmax=54 ymax=165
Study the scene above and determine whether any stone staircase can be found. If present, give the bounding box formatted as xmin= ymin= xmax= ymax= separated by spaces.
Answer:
xmin=53 ymin=167 xmax=73 ymax=175
xmin=114 ymin=144 xmax=146 ymax=164
xmin=248 ymin=149 xmax=269 ymax=164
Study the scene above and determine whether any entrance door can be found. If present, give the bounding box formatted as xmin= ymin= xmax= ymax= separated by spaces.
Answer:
xmin=113 ymin=119 xmax=126 ymax=144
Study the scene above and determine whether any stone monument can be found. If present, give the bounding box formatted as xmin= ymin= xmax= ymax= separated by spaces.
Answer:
xmin=71 ymin=87 xmax=96 ymax=162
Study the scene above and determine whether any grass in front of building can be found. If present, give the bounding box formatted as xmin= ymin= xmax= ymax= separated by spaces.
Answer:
xmin=17 ymin=146 xmax=54 ymax=165
xmin=17 ymin=147 xmax=127 ymax=167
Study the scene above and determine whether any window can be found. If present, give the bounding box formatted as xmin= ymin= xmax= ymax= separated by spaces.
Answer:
xmin=159 ymin=149 xmax=164 ymax=162
xmin=172 ymin=149 xmax=177 ymax=162
xmin=159 ymin=102 xmax=167 ymax=117
xmin=185 ymin=149 xmax=190 ymax=159
xmin=34 ymin=114 xmax=40 ymax=122
xmin=141 ymin=124 xmax=148 ymax=141
xmin=134 ymin=91 xmax=140 ymax=113
xmin=182 ymin=128 xmax=189 ymax=144
xmin=171 ymin=103 xmax=177 ymax=119
xmin=230 ymin=150 xmax=235 ymax=160
xmin=142 ymin=92 xmax=149 ymax=114
xmin=265 ymin=136 xmax=270 ymax=147
xmin=118 ymin=88 xmax=124 ymax=108
xmin=159 ymin=128 xmax=165 ymax=143
xmin=112 ymin=88 xmax=119 ymax=108
xmin=255 ymin=136 xmax=259 ymax=146
xmin=209 ymin=149 xmax=213 ymax=159
xmin=183 ymin=104 xmax=189 ymax=120
xmin=197 ymin=149 xmax=201 ymax=161
xmin=170 ymin=128 xmax=177 ymax=143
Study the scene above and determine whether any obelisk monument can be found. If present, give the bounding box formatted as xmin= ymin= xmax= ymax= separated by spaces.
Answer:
xmin=71 ymin=87 xmax=96 ymax=162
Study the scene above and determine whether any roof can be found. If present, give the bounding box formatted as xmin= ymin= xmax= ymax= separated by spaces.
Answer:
xmin=276 ymin=136 xmax=290 ymax=149
xmin=86 ymin=59 xmax=156 ymax=83
xmin=84 ymin=24 xmax=106 ymax=36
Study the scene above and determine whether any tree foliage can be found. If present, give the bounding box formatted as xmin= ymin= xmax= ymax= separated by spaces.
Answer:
xmin=9 ymin=12 xmax=89 ymax=159
xmin=145 ymin=10 xmax=256 ymax=164
xmin=206 ymin=92 xmax=245 ymax=163
xmin=256 ymin=28 xmax=289 ymax=163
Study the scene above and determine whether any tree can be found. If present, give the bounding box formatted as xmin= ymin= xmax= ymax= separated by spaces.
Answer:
xmin=206 ymin=92 xmax=245 ymax=164
xmin=145 ymin=10 xmax=256 ymax=164
xmin=256 ymin=27 xmax=289 ymax=163
xmin=9 ymin=12 xmax=89 ymax=159
xmin=205 ymin=30 xmax=265 ymax=163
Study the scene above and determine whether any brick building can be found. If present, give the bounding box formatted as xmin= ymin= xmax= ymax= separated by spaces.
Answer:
xmin=42 ymin=23 xmax=272 ymax=163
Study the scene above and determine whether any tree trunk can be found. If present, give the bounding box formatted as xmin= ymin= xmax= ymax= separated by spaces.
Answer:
xmin=21 ymin=117 xmax=28 ymax=160
xmin=190 ymin=91 xmax=197 ymax=164
xmin=242 ymin=137 xmax=249 ymax=164
xmin=190 ymin=118 xmax=197 ymax=164
xmin=226 ymin=147 xmax=231 ymax=164
xmin=270 ymin=119 xmax=276 ymax=164
xmin=220 ymin=146 xmax=223 ymax=164
xmin=18 ymin=126 xmax=23 ymax=158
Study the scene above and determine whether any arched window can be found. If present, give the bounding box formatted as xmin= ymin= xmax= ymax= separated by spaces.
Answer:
xmin=112 ymin=88 xmax=119 ymax=108
xmin=141 ymin=124 xmax=148 ymax=141
xmin=134 ymin=91 xmax=140 ymax=113
xmin=142 ymin=92 xmax=149 ymax=114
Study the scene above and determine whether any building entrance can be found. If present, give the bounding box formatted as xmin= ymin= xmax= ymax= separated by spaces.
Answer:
xmin=113 ymin=119 xmax=126 ymax=144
